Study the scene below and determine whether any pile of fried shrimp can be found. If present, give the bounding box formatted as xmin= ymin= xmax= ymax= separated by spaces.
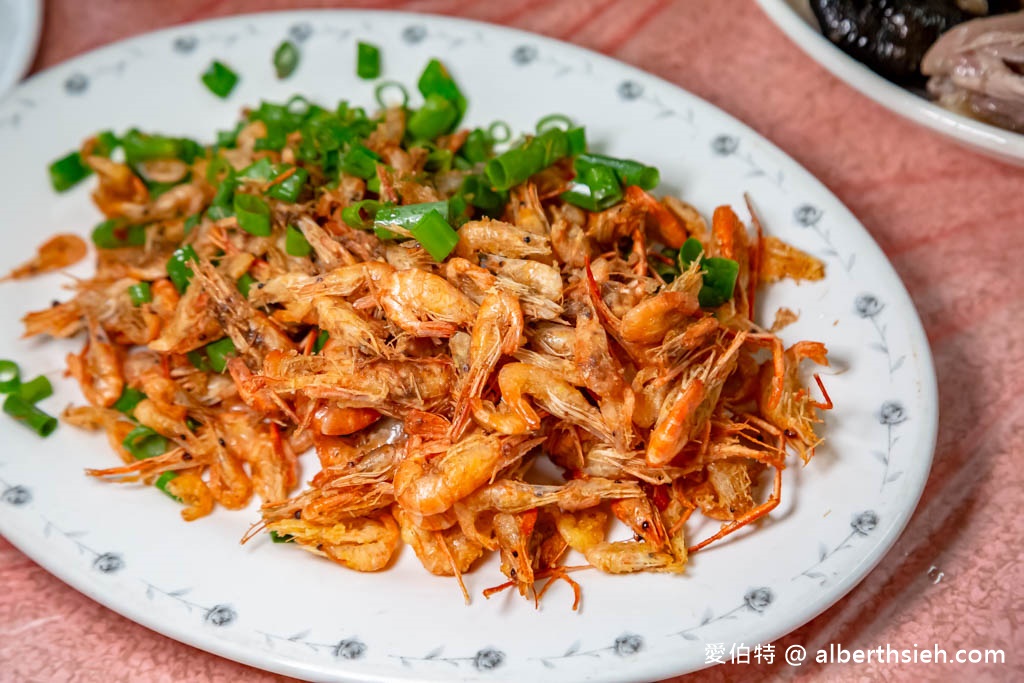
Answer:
xmin=21 ymin=104 xmax=831 ymax=607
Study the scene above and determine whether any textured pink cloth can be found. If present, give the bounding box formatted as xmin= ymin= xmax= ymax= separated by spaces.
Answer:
xmin=2 ymin=0 xmax=1022 ymax=681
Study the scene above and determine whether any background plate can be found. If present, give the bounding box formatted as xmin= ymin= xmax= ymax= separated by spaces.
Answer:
xmin=0 ymin=0 xmax=42 ymax=98
xmin=0 ymin=10 xmax=938 ymax=683
xmin=755 ymin=0 xmax=1024 ymax=166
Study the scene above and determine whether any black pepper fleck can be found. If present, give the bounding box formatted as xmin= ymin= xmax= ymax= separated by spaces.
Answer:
xmin=182 ymin=452 xmax=193 ymax=461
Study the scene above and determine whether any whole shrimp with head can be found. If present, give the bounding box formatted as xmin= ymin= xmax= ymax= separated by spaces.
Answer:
xmin=19 ymin=64 xmax=832 ymax=607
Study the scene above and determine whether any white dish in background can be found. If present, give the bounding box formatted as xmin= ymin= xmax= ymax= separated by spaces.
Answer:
xmin=756 ymin=0 xmax=1024 ymax=166
xmin=0 ymin=10 xmax=938 ymax=683
xmin=0 ymin=0 xmax=42 ymax=99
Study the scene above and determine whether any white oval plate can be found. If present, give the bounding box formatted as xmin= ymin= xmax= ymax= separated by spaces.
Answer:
xmin=0 ymin=10 xmax=938 ymax=683
xmin=756 ymin=0 xmax=1024 ymax=166
xmin=0 ymin=0 xmax=42 ymax=99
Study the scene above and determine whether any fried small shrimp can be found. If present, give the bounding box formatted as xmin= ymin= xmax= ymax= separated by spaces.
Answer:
xmin=449 ymin=288 xmax=523 ymax=439
xmin=394 ymin=433 xmax=536 ymax=516
xmin=2 ymin=234 xmax=87 ymax=281
xmin=454 ymin=218 xmax=552 ymax=260
xmin=166 ymin=473 xmax=215 ymax=521
xmin=66 ymin=319 xmax=124 ymax=408
xmin=380 ymin=268 xmax=478 ymax=338
xmin=21 ymin=83 xmax=833 ymax=607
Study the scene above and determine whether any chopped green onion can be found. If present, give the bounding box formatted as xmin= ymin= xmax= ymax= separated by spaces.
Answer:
xmin=184 ymin=214 xmax=201 ymax=235
xmin=322 ymin=151 xmax=342 ymax=176
xmin=0 ymin=360 xmax=21 ymax=393
xmin=187 ymin=350 xmax=211 ymax=372
xmin=201 ymin=60 xmax=239 ymax=98
xmin=3 ymin=395 xmax=57 ymax=437
xmin=266 ymin=167 xmax=308 ymax=203
xmin=340 ymin=144 xmax=381 ymax=180
xmin=215 ymin=122 xmax=244 ymax=149
xmin=250 ymin=99 xmax=307 ymax=132
xmin=207 ymin=173 xmax=237 ymax=220
xmin=121 ymin=130 xmax=200 ymax=164
xmin=341 ymin=200 xmax=384 ymax=230
xmin=306 ymin=113 xmax=353 ymax=153
xmin=488 ymin=121 xmax=512 ymax=143
xmin=237 ymin=273 xmax=256 ymax=298
xmin=91 ymin=219 xmax=147 ymax=249
xmin=699 ymin=257 xmax=740 ymax=308
xmin=374 ymin=81 xmax=409 ymax=109
xmin=567 ymin=126 xmax=587 ymax=155
xmin=128 ymin=282 xmax=152 ymax=306
xmin=674 ymin=238 xmax=739 ymax=307
xmin=460 ymin=175 xmax=505 ymax=213
xmin=270 ymin=530 xmax=295 ymax=543
xmin=239 ymin=160 xmax=308 ymax=202
xmin=167 ymin=245 xmax=199 ymax=293
xmin=238 ymin=157 xmax=276 ymax=182
xmin=374 ymin=200 xmax=450 ymax=240
xmin=122 ymin=425 xmax=170 ymax=460
xmin=254 ymin=125 xmax=288 ymax=152
xmin=285 ymin=225 xmax=312 ymax=257
xmin=313 ymin=330 xmax=330 ymax=354
xmin=366 ymin=175 xmax=381 ymax=194
xmin=357 ymin=41 xmax=381 ymax=79
xmin=461 ymin=128 xmax=493 ymax=164
xmin=560 ymin=165 xmax=623 ymax=212
xmin=206 ymin=155 xmax=234 ymax=184
xmin=48 ymin=151 xmax=92 ymax=192
xmin=408 ymin=94 xmax=458 ymax=141
xmin=274 ymin=40 xmax=300 ymax=79
xmin=536 ymin=113 xmax=574 ymax=133
xmin=410 ymin=210 xmax=459 ymax=262
xmin=234 ymin=193 xmax=272 ymax=236
xmin=653 ymin=248 xmax=680 ymax=283
xmin=288 ymin=95 xmax=313 ymax=117
xmin=336 ymin=100 xmax=366 ymax=122
xmin=16 ymin=376 xmax=53 ymax=404
xmin=574 ymin=153 xmax=659 ymax=191
xmin=485 ymin=128 xmax=572 ymax=191
xmin=417 ymin=59 xmax=466 ymax=130
xmin=186 ymin=417 xmax=201 ymax=432
xmin=205 ymin=338 xmax=237 ymax=373
xmin=112 ymin=387 xmax=146 ymax=417
xmin=155 ymin=472 xmax=182 ymax=501
xmin=425 ymin=147 xmax=454 ymax=172
xmin=94 ymin=131 xmax=120 ymax=157
xmin=678 ymin=237 xmax=704 ymax=269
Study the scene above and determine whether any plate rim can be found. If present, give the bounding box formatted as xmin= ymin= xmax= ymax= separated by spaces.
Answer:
xmin=0 ymin=0 xmax=43 ymax=98
xmin=0 ymin=8 xmax=940 ymax=682
xmin=754 ymin=0 xmax=1024 ymax=166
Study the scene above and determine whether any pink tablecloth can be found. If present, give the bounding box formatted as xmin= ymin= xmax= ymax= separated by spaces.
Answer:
xmin=2 ymin=1 xmax=1021 ymax=681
